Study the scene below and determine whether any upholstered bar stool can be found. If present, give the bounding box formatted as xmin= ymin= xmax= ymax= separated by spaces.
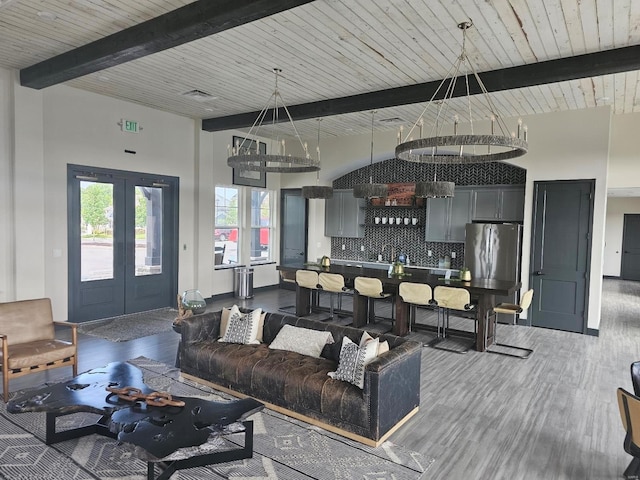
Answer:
xmin=432 ymin=286 xmax=476 ymax=354
xmin=318 ymin=272 xmax=352 ymax=319
xmin=398 ymin=282 xmax=433 ymax=333
xmin=485 ymin=289 xmax=534 ymax=359
xmin=354 ymin=277 xmax=394 ymax=325
xmin=295 ymin=270 xmax=320 ymax=315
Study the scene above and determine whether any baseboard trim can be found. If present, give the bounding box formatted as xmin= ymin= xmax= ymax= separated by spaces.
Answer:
xmin=587 ymin=328 xmax=599 ymax=337
xmin=180 ymin=372 xmax=418 ymax=448
xmin=207 ymin=284 xmax=280 ymax=303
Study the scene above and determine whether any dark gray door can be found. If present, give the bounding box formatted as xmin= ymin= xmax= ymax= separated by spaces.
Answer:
xmin=280 ymin=189 xmax=307 ymax=286
xmin=621 ymin=214 xmax=640 ymax=281
xmin=530 ymin=180 xmax=593 ymax=333
xmin=68 ymin=166 xmax=178 ymax=322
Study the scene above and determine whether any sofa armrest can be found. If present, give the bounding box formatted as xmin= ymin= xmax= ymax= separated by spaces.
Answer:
xmin=181 ymin=311 xmax=222 ymax=344
xmin=363 ymin=339 xmax=422 ymax=440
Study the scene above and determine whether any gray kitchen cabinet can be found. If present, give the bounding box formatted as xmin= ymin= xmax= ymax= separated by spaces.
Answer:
xmin=425 ymin=187 xmax=472 ymax=242
xmin=472 ymin=185 xmax=524 ymax=222
xmin=324 ymin=189 xmax=365 ymax=238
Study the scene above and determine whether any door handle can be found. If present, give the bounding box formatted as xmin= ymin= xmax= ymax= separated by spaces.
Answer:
xmin=533 ymin=271 xmax=545 ymax=276
xmin=298 ymin=252 xmax=304 ymax=256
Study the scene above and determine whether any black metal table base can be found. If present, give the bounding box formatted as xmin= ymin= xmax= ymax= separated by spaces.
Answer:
xmin=46 ymin=411 xmax=254 ymax=480
xmin=147 ymin=421 xmax=254 ymax=480
xmin=46 ymin=411 xmax=116 ymax=445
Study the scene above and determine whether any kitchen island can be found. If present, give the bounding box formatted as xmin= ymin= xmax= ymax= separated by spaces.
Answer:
xmin=277 ymin=262 xmax=521 ymax=352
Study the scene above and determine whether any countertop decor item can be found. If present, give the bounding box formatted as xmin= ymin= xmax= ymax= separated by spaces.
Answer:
xmin=227 ymin=68 xmax=320 ymax=173
xmin=395 ymin=20 xmax=528 ymax=165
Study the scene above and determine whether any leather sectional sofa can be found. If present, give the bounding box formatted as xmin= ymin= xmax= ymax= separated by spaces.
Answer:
xmin=178 ymin=310 xmax=422 ymax=446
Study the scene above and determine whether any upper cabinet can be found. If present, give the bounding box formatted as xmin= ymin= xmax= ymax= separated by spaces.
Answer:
xmin=425 ymin=187 xmax=473 ymax=243
xmin=324 ymin=189 xmax=365 ymax=238
xmin=471 ymin=185 xmax=524 ymax=222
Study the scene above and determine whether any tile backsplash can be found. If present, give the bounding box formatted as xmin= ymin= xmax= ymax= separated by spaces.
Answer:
xmin=329 ymin=158 xmax=525 ymax=268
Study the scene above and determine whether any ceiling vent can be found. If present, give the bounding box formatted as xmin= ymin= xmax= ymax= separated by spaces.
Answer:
xmin=378 ymin=117 xmax=405 ymax=124
xmin=181 ymin=89 xmax=217 ymax=102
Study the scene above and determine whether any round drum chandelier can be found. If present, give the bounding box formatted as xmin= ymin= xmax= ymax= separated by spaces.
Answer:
xmin=395 ymin=20 xmax=528 ymax=165
xmin=227 ymin=68 xmax=319 ymax=173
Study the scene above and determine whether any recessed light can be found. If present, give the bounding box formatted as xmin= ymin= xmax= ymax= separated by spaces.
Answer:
xmin=37 ymin=11 xmax=58 ymax=21
xmin=204 ymin=108 xmax=214 ymax=112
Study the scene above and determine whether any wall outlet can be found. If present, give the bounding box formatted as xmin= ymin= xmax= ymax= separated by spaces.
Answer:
xmin=317 ymin=242 xmax=322 ymax=248
xmin=451 ymin=251 xmax=456 ymax=259
xmin=342 ymin=244 xmax=346 ymax=250
xmin=360 ymin=245 xmax=365 ymax=252
xmin=427 ymin=250 xmax=432 ymax=256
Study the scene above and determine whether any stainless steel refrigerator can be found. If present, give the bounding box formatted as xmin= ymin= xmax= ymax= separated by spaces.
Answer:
xmin=464 ymin=223 xmax=522 ymax=322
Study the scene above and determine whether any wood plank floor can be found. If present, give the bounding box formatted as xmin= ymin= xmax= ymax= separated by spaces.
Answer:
xmin=7 ymin=278 xmax=638 ymax=479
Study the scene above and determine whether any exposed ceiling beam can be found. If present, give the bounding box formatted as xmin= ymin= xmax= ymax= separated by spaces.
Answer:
xmin=20 ymin=0 xmax=315 ymax=89
xmin=202 ymin=45 xmax=640 ymax=132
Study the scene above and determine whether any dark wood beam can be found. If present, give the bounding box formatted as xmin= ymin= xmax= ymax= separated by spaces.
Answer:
xmin=202 ymin=45 xmax=640 ymax=132
xmin=20 ymin=0 xmax=315 ymax=89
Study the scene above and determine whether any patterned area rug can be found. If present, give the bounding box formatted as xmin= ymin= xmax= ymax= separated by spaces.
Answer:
xmin=0 ymin=357 xmax=433 ymax=480
xmin=76 ymin=308 xmax=178 ymax=342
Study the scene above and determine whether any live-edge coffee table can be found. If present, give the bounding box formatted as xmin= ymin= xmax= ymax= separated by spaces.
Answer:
xmin=7 ymin=361 xmax=264 ymax=480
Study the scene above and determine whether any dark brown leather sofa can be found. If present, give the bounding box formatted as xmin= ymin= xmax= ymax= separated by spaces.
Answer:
xmin=178 ymin=310 xmax=422 ymax=446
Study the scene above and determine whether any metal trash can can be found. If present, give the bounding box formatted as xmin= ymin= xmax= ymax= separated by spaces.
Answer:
xmin=234 ymin=267 xmax=254 ymax=299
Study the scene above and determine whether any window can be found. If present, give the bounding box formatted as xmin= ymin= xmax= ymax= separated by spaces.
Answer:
xmin=251 ymin=189 xmax=272 ymax=263
xmin=214 ymin=186 xmax=239 ymax=266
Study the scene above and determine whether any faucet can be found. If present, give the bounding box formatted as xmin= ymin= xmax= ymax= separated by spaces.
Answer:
xmin=381 ymin=244 xmax=395 ymax=263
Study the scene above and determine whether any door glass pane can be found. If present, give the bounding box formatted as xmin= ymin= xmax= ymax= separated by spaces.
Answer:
xmin=80 ymin=181 xmax=114 ymax=281
xmin=135 ymin=186 xmax=163 ymax=276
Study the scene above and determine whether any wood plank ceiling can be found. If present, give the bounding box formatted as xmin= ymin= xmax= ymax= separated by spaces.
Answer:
xmin=0 ymin=0 xmax=639 ymax=140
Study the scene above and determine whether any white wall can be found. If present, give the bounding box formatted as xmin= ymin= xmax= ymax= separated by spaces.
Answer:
xmin=0 ymin=69 xmax=15 ymax=302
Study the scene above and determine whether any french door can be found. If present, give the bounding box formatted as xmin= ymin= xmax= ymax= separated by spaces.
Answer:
xmin=67 ymin=165 xmax=178 ymax=322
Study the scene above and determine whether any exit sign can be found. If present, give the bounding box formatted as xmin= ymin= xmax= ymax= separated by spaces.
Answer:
xmin=121 ymin=119 xmax=140 ymax=133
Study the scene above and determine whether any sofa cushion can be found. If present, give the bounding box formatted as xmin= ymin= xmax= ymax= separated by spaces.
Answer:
xmin=5 ymin=339 xmax=76 ymax=370
xmin=219 ymin=306 xmax=262 ymax=345
xmin=222 ymin=306 xmax=266 ymax=342
xmin=329 ymin=336 xmax=379 ymax=389
xmin=360 ymin=330 xmax=389 ymax=356
xmin=268 ymin=324 xmax=334 ymax=358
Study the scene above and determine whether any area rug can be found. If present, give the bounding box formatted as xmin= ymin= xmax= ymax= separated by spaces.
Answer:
xmin=76 ymin=308 xmax=178 ymax=342
xmin=0 ymin=357 xmax=433 ymax=480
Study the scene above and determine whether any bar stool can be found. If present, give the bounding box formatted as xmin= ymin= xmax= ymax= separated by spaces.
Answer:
xmin=295 ymin=270 xmax=320 ymax=315
xmin=278 ymin=270 xmax=297 ymax=313
xmin=485 ymin=289 xmax=534 ymax=359
xmin=354 ymin=277 xmax=394 ymax=325
xmin=398 ymin=282 xmax=434 ymax=333
xmin=318 ymin=272 xmax=352 ymax=319
xmin=432 ymin=286 xmax=476 ymax=354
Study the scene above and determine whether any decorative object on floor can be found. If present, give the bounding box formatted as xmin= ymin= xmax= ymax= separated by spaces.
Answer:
xmin=175 ymin=293 xmax=194 ymax=325
xmin=227 ymin=68 xmax=320 ymax=173
xmin=395 ymin=20 xmax=528 ymax=165
xmin=302 ymin=118 xmax=333 ymax=199
xmin=354 ymin=110 xmax=388 ymax=199
xmin=181 ymin=289 xmax=207 ymax=315
xmin=77 ymin=307 xmax=176 ymax=342
xmin=0 ymin=357 xmax=433 ymax=480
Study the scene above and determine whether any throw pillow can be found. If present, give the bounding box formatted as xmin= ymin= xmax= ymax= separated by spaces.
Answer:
xmin=268 ymin=324 xmax=334 ymax=358
xmin=221 ymin=306 xmax=266 ymax=342
xmin=360 ymin=330 xmax=389 ymax=357
xmin=219 ymin=305 xmax=262 ymax=345
xmin=328 ymin=335 xmax=379 ymax=389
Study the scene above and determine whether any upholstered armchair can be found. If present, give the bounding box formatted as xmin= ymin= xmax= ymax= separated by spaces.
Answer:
xmin=0 ymin=298 xmax=78 ymax=402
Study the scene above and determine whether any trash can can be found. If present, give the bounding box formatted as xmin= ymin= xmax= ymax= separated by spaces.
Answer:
xmin=234 ymin=267 xmax=254 ymax=299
